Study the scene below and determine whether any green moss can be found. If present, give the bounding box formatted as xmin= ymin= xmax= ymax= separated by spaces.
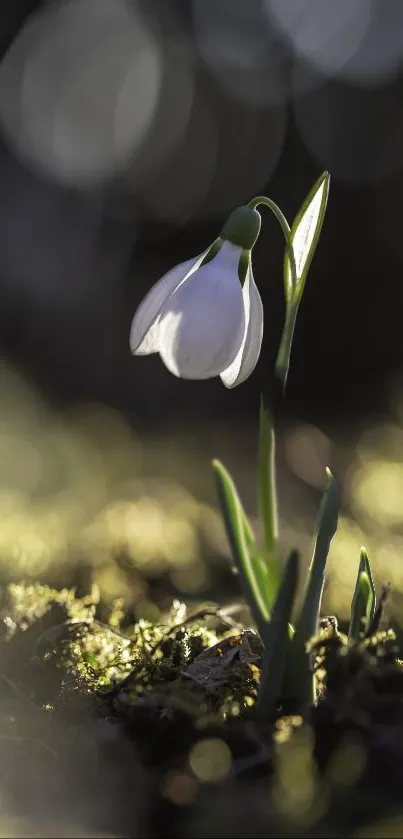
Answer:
xmin=0 ymin=583 xmax=263 ymax=727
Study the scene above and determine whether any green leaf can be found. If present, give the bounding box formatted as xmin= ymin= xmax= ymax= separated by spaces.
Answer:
xmin=284 ymin=171 xmax=330 ymax=303
xmin=247 ymin=538 xmax=279 ymax=620
xmin=348 ymin=572 xmax=371 ymax=644
xmin=360 ymin=546 xmax=376 ymax=624
xmin=242 ymin=512 xmax=277 ymax=621
xmin=256 ymin=550 xmax=299 ymax=720
xmin=298 ymin=468 xmax=339 ymax=636
xmin=284 ymin=468 xmax=339 ymax=708
xmin=258 ymin=399 xmax=280 ymax=598
xmin=348 ymin=547 xmax=376 ymax=643
xmin=212 ymin=459 xmax=270 ymax=633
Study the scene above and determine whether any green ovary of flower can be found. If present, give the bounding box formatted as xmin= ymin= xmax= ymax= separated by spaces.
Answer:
xmin=220 ymin=206 xmax=261 ymax=250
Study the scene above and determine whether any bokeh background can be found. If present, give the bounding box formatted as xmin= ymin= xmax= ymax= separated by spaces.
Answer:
xmin=0 ymin=0 xmax=403 ymax=626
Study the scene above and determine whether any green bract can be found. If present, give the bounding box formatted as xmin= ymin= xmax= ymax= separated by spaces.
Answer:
xmin=283 ymin=171 xmax=330 ymax=303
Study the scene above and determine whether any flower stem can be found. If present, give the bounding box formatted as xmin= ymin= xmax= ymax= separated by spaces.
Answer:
xmin=247 ymin=194 xmax=299 ymax=391
xmin=258 ymin=397 xmax=279 ymax=581
xmin=275 ymin=299 xmax=299 ymax=392
xmin=247 ymin=195 xmax=297 ymax=296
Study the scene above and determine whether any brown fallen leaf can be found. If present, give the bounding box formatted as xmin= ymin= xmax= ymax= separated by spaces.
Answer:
xmin=182 ymin=631 xmax=262 ymax=690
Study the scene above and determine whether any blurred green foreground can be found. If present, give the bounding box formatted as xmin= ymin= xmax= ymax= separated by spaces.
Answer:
xmin=0 ymin=360 xmax=403 ymax=630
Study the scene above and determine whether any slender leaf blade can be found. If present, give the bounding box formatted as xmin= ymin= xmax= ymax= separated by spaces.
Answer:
xmin=236 ymin=479 xmax=278 ymax=621
xmin=284 ymin=468 xmax=339 ymax=708
xmin=348 ymin=571 xmax=372 ymax=644
xmin=212 ymin=459 xmax=270 ymax=632
xmin=348 ymin=547 xmax=376 ymax=643
xmin=257 ymin=550 xmax=299 ymax=720
xmin=241 ymin=512 xmax=277 ymax=619
xmin=297 ymin=468 xmax=339 ymax=639
xmin=360 ymin=546 xmax=376 ymax=624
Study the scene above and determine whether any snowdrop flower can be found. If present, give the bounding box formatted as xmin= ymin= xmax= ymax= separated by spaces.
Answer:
xmin=130 ymin=206 xmax=263 ymax=387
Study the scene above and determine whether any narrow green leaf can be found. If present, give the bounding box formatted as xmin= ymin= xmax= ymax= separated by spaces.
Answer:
xmin=214 ymin=458 xmax=279 ymax=624
xmin=348 ymin=547 xmax=376 ymax=643
xmin=348 ymin=571 xmax=372 ymax=644
xmin=212 ymin=459 xmax=270 ymax=633
xmin=284 ymin=171 xmax=330 ymax=303
xmin=247 ymin=539 xmax=279 ymax=619
xmin=258 ymin=398 xmax=280 ymax=596
xmin=297 ymin=468 xmax=339 ymax=638
xmin=360 ymin=546 xmax=376 ymax=624
xmin=284 ymin=468 xmax=339 ymax=707
xmin=215 ymin=457 xmax=278 ymax=622
xmin=242 ymin=514 xmax=277 ymax=620
xmin=257 ymin=550 xmax=299 ymax=721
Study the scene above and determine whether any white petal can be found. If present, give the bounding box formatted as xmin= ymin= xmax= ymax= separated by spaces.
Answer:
xmin=158 ymin=241 xmax=245 ymax=379
xmin=130 ymin=251 xmax=207 ymax=355
xmin=220 ymin=263 xmax=263 ymax=388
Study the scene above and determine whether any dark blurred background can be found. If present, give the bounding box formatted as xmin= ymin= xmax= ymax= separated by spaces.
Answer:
xmin=1 ymin=0 xmax=402 ymax=425
xmin=0 ymin=0 xmax=403 ymax=624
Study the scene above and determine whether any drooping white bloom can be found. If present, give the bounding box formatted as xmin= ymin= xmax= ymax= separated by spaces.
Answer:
xmin=130 ymin=234 xmax=263 ymax=388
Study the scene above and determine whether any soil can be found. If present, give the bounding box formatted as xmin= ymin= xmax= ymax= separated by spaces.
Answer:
xmin=1 ymin=584 xmax=403 ymax=838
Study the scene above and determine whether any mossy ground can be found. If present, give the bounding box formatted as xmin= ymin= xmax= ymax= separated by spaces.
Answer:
xmin=1 ymin=583 xmax=403 ymax=837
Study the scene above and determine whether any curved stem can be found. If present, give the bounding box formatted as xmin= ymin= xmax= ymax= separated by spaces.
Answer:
xmin=248 ymin=195 xmax=297 ymax=298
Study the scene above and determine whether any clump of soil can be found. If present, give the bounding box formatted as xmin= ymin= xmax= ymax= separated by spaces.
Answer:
xmin=1 ymin=583 xmax=403 ymax=838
